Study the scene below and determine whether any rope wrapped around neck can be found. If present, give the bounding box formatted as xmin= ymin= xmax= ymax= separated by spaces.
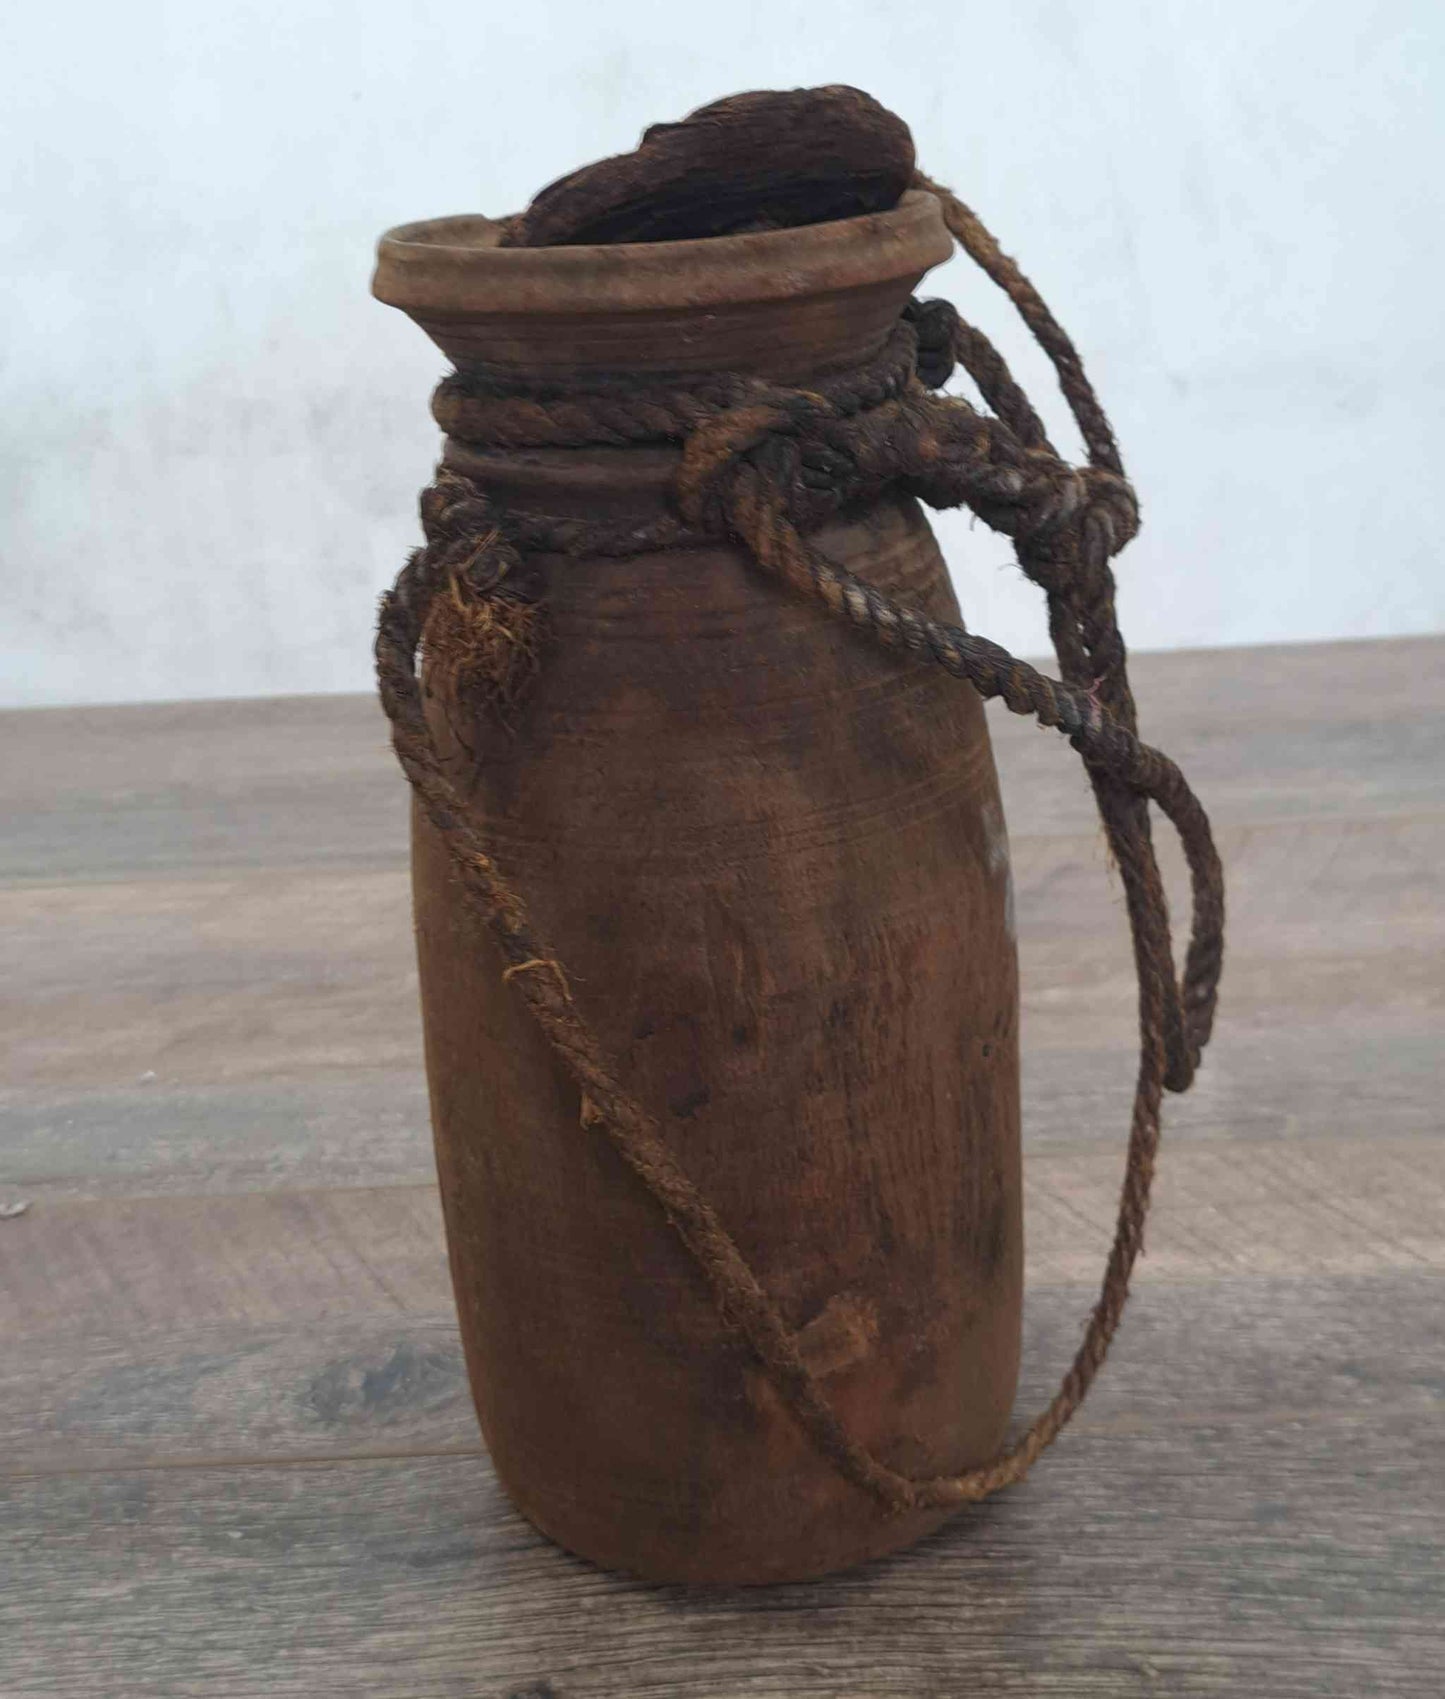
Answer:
xmin=375 ymin=176 xmax=1225 ymax=1513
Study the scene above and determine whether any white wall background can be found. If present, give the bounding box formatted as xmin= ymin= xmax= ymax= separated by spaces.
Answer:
xmin=3 ymin=1 xmax=1440 ymax=708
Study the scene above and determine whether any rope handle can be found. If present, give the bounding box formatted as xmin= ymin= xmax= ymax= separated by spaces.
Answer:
xmin=375 ymin=181 xmax=1225 ymax=1512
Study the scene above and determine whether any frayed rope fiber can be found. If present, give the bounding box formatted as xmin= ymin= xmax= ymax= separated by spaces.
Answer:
xmin=375 ymin=172 xmax=1225 ymax=1513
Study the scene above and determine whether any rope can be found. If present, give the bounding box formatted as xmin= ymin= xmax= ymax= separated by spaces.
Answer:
xmin=375 ymin=177 xmax=1225 ymax=1512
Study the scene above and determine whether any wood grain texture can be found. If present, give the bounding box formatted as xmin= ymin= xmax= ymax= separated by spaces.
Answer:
xmin=3 ymin=1130 xmax=1440 ymax=1349
xmin=2 ymin=1275 xmax=1438 ymax=1479
xmin=1 ymin=635 xmax=1442 ymax=1691
xmin=3 ymin=787 xmax=1437 ymax=1199
xmin=2 ymin=1280 xmax=1441 ymax=1698
xmin=4 ymin=637 xmax=1436 ymax=885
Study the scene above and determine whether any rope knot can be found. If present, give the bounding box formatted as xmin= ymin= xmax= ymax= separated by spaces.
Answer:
xmin=675 ymin=393 xmax=839 ymax=532
xmin=902 ymin=296 xmax=960 ymax=389
xmin=1079 ymin=467 xmax=1141 ymax=555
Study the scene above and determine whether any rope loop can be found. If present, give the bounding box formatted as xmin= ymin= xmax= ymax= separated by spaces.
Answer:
xmin=376 ymin=176 xmax=1226 ymax=1512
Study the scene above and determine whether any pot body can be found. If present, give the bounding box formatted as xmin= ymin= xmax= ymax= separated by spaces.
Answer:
xmin=386 ymin=195 xmax=1022 ymax=1584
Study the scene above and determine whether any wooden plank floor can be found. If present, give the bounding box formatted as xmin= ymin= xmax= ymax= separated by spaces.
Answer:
xmin=2 ymin=635 xmax=1441 ymax=1697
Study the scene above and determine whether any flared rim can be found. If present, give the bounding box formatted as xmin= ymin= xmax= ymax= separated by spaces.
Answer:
xmin=372 ymin=190 xmax=950 ymax=318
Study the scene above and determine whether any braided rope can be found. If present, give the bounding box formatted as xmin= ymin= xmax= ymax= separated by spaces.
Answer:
xmin=375 ymin=179 xmax=1225 ymax=1511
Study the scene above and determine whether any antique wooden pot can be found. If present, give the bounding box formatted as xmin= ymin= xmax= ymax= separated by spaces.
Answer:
xmin=372 ymin=191 xmax=1023 ymax=1584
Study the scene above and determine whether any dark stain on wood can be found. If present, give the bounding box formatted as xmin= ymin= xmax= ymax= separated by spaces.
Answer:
xmin=307 ymin=1341 xmax=464 ymax=1429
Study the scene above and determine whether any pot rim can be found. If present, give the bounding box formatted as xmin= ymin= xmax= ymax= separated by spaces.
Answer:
xmin=372 ymin=189 xmax=950 ymax=318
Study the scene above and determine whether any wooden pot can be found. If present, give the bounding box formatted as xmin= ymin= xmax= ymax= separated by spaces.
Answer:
xmin=372 ymin=192 xmax=1022 ymax=1585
